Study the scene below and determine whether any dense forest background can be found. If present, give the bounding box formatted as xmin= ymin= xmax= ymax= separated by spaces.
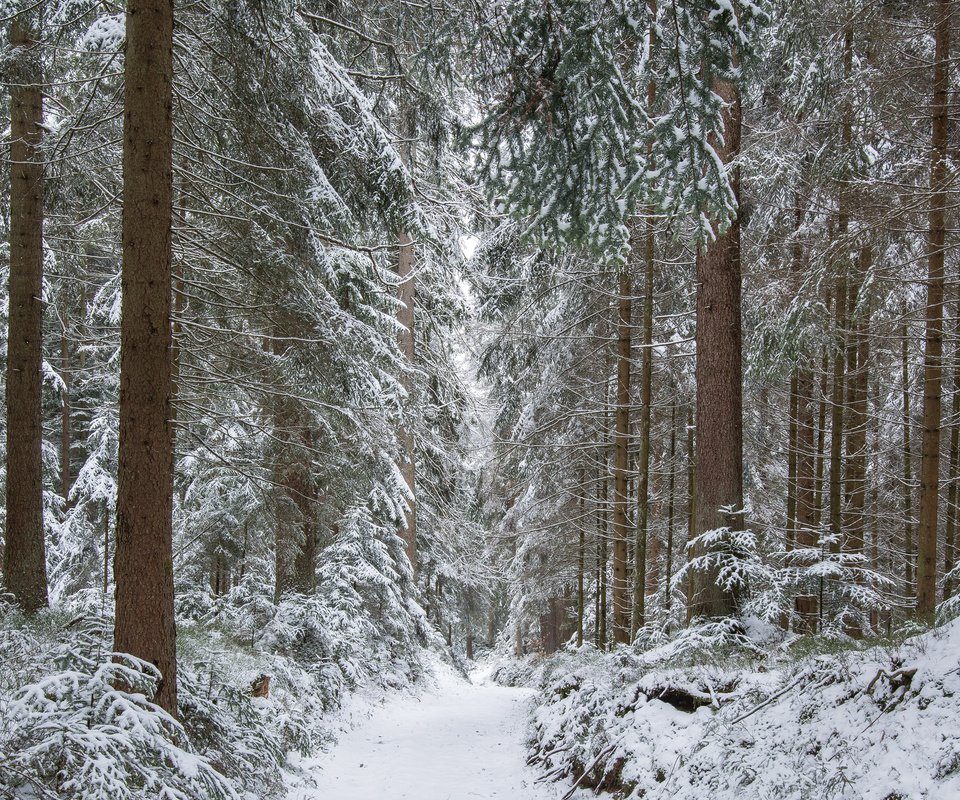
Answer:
xmin=2 ymin=0 xmax=960 ymax=798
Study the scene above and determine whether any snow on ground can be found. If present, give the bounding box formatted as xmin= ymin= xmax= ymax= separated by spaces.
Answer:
xmin=530 ymin=620 xmax=960 ymax=799
xmin=286 ymin=660 xmax=568 ymax=800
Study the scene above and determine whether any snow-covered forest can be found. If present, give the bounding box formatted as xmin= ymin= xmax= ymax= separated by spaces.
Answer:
xmin=1 ymin=0 xmax=959 ymax=798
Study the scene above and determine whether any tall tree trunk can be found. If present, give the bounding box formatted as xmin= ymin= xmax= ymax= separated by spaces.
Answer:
xmin=611 ymin=274 xmax=632 ymax=644
xmin=293 ymin=429 xmax=318 ymax=593
xmin=597 ymin=449 xmax=609 ymax=650
xmin=829 ymin=275 xmax=847 ymax=555
xmin=397 ymin=111 xmax=418 ymax=575
xmin=664 ymin=397 xmax=677 ymax=619
xmin=631 ymin=17 xmax=657 ymax=639
xmin=902 ymin=316 xmax=916 ymax=601
xmin=828 ymin=22 xmax=854 ymax=562
xmin=631 ymin=215 xmax=655 ymax=638
xmin=812 ymin=349 xmax=830 ymax=530
xmin=60 ymin=303 xmax=72 ymax=504
xmin=945 ymin=290 xmax=960 ymax=601
xmin=685 ymin=405 xmax=695 ymax=623
xmin=843 ymin=251 xmax=871 ymax=635
xmin=577 ymin=525 xmax=585 ymax=647
xmin=795 ymin=360 xmax=819 ymax=632
xmin=113 ymin=0 xmax=177 ymax=716
xmin=917 ymin=0 xmax=952 ymax=623
xmin=577 ymin=472 xmax=586 ymax=647
xmin=692 ymin=71 xmax=743 ymax=619
xmin=4 ymin=17 xmax=48 ymax=612
xmin=786 ymin=370 xmax=799 ymax=553
xmin=792 ymin=198 xmax=819 ymax=632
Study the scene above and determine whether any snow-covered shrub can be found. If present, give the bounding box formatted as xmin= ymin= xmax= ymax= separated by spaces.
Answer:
xmin=0 ymin=606 xmax=325 ymax=800
xmin=529 ymin=619 xmax=960 ymax=799
xmin=1 ymin=649 xmax=236 ymax=800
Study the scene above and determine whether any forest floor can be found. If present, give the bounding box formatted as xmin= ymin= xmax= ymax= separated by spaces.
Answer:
xmin=285 ymin=660 xmax=571 ymax=800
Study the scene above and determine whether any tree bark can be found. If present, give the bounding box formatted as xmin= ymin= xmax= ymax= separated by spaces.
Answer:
xmin=60 ymin=302 xmax=72 ymax=504
xmin=786 ymin=370 xmax=799 ymax=553
xmin=664 ymin=397 xmax=677 ymax=619
xmin=597 ymin=448 xmax=609 ymax=650
xmin=917 ymin=0 xmax=951 ymax=623
xmin=113 ymin=0 xmax=178 ymax=716
xmin=843 ymin=251 xmax=871 ymax=636
xmin=829 ymin=275 xmax=847 ymax=555
xmin=611 ymin=273 xmax=632 ymax=644
xmin=945 ymin=289 xmax=960 ymax=601
xmin=4 ymin=17 xmax=48 ymax=612
xmin=685 ymin=405 xmax=695 ymax=623
xmin=691 ymin=71 xmax=743 ymax=619
xmin=902 ymin=316 xmax=916 ymax=601
xmin=631 ymin=215 xmax=655 ymax=638
xmin=397 ymin=110 xmax=418 ymax=575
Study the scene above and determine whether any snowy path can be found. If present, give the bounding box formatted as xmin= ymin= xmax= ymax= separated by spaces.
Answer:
xmin=287 ymin=666 xmax=568 ymax=800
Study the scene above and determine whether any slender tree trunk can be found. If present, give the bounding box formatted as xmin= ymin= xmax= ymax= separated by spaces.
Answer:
xmin=828 ymin=22 xmax=854 ymax=562
xmin=577 ymin=472 xmax=585 ymax=647
xmin=631 ymin=216 xmax=655 ymax=638
xmin=902 ymin=317 xmax=916 ymax=601
xmin=812 ymin=349 xmax=830 ymax=530
xmin=917 ymin=0 xmax=952 ymax=623
xmin=791 ymin=198 xmax=819 ymax=631
xmin=631 ymin=19 xmax=657 ymax=639
xmin=4 ymin=18 xmax=48 ymax=612
xmin=293 ymin=429 xmax=318 ymax=593
xmin=664 ymin=398 xmax=677 ymax=619
xmin=270 ymin=337 xmax=296 ymax=601
xmin=60 ymin=303 xmax=72 ymax=505
xmin=795 ymin=360 xmax=819 ymax=633
xmin=692 ymin=71 xmax=743 ymax=619
xmin=611 ymin=274 xmax=632 ymax=644
xmin=598 ymin=450 xmax=609 ymax=650
xmin=397 ymin=111 xmax=418 ymax=575
xmin=843 ymin=252 xmax=871 ymax=636
xmin=869 ymin=378 xmax=882 ymax=632
xmin=113 ymin=0 xmax=177 ymax=716
xmin=685 ymin=405 xmax=695 ymax=623
xmin=786 ymin=370 xmax=799 ymax=553
xmin=829 ymin=273 xmax=847 ymax=554
xmin=945 ymin=290 xmax=960 ymax=601
xmin=577 ymin=525 xmax=585 ymax=647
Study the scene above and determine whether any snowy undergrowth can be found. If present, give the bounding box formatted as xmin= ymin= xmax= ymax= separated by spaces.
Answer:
xmin=0 ymin=584 xmax=432 ymax=800
xmin=529 ymin=620 xmax=960 ymax=799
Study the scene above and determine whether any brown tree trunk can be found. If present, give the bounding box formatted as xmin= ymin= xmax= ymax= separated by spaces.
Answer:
xmin=4 ymin=18 xmax=48 ymax=612
xmin=597 ymin=453 xmax=609 ymax=650
xmin=577 ymin=476 xmax=585 ymax=647
xmin=685 ymin=405 xmax=695 ymax=623
xmin=786 ymin=370 xmax=799 ymax=553
xmin=843 ymin=252 xmax=871 ymax=636
xmin=113 ymin=0 xmax=177 ymax=716
xmin=917 ymin=0 xmax=952 ymax=623
xmin=828 ymin=23 xmax=854 ymax=564
xmin=829 ymin=275 xmax=847 ymax=554
xmin=397 ymin=110 xmax=418 ymax=575
xmin=945 ymin=290 xmax=960 ymax=601
xmin=902 ymin=317 xmax=916 ymax=601
xmin=795 ymin=361 xmax=819 ymax=633
xmin=60 ymin=303 xmax=72 ymax=505
xmin=692 ymin=72 xmax=742 ymax=619
xmin=792 ymin=199 xmax=818 ymax=631
xmin=664 ymin=397 xmax=677 ymax=618
xmin=631 ymin=21 xmax=657 ymax=639
xmin=813 ymin=349 xmax=829 ymax=530
xmin=293 ymin=429 xmax=318 ymax=594
xmin=611 ymin=273 xmax=632 ymax=644
xmin=631 ymin=217 xmax=655 ymax=638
